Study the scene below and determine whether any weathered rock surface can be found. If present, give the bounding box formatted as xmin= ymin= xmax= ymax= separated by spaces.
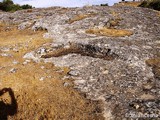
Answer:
xmin=1 ymin=6 xmax=160 ymax=119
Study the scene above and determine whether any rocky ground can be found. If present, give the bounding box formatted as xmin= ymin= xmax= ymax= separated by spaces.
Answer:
xmin=0 ymin=5 xmax=160 ymax=120
xmin=0 ymin=23 xmax=104 ymax=119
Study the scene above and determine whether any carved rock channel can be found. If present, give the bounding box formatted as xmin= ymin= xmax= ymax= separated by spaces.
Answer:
xmin=41 ymin=43 xmax=118 ymax=60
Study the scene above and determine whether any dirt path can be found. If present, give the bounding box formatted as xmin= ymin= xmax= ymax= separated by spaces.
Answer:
xmin=0 ymin=23 xmax=104 ymax=120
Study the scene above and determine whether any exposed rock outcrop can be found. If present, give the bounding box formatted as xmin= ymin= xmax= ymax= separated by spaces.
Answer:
xmin=0 ymin=6 xmax=160 ymax=119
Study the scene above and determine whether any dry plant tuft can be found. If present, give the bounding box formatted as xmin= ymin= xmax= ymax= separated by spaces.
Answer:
xmin=86 ymin=27 xmax=133 ymax=37
xmin=145 ymin=58 xmax=160 ymax=79
xmin=158 ymin=11 xmax=160 ymax=17
xmin=115 ymin=2 xmax=141 ymax=7
xmin=145 ymin=58 xmax=160 ymax=67
xmin=68 ymin=14 xmax=95 ymax=24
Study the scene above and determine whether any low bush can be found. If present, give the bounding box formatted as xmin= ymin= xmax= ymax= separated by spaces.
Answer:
xmin=21 ymin=4 xmax=33 ymax=9
xmin=100 ymin=3 xmax=108 ymax=6
xmin=0 ymin=0 xmax=33 ymax=12
xmin=138 ymin=0 xmax=160 ymax=11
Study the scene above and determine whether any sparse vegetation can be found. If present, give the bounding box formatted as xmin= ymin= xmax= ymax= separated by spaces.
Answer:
xmin=114 ymin=1 xmax=141 ymax=7
xmin=145 ymin=58 xmax=160 ymax=79
xmin=0 ymin=3 xmax=159 ymax=119
xmin=138 ymin=0 xmax=160 ymax=11
xmin=0 ymin=0 xmax=33 ymax=12
xmin=68 ymin=14 xmax=94 ymax=24
xmin=145 ymin=58 xmax=160 ymax=67
xmin=86 ymin=28 xmax=133 ymax=37
xmin=108 ymin=18 xmax=123 ymax=28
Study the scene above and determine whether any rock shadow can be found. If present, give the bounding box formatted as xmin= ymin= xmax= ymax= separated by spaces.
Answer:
xmin=0 ymin=88 xmax=17 ymax=120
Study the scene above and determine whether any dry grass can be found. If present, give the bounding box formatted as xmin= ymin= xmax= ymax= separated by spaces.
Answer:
xmin=0 ymin=23 xmax=104 ymax=119
xmin=108 ymin=18 xmax=123 ymax=28
xmin=110 ymin=11 xmax=119 ymax=17
xmin=145 ymin=58 xmax=160 ymax=79
xmin=0 ymin=22 xmax=17 ymax=32
xmin=115 ymin=2 xmax=142 ymax=7
xmin=0 ymin=25 xmax=51 ymax=48
xmin=158 ymin=11 xmax=160 ymax=17
xmin=86 ymin=28 xmax=133 ymax=37
xmin=26 ymin=9 xmax=33 ymax=13
xmin=1 ymin=62 xmax=104 ymax=120
xmin=145 ymin=58 xmax=160 ymax=67
xmin=108 ymin=12 xmax=123 ymax=28
xmin=68 ymin=14 xmax=94 ymax=24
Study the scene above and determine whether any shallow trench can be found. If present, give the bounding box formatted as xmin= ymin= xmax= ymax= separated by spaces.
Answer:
xmin=41 ymin=43 xmax=118 ymax=60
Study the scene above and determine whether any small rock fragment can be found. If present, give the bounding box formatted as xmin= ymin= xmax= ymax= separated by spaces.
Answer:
xmin=102 ymin=70 xmax=109 ymax=74
xmin=18 ymin=21 xmax=32 ymax=30
xmin=74 ymin=80 xmax=86 ymax=85
xmin=135 ymin=104 xmax=140 ymax=109
xmin=12 ymin=60 xmax=19 ymax=65
xmin=39 ymin=77 xmax=45 ymax=81
xmin=63 ymin=82 xmax=70 ymax=87
xmin=68 ymin=70 xmax=80 ymax=76
xmin=10 ymin=68 xmax=17 ymax=73
xmin=23 ymin=60 xmax=31 ymax=65
xmin=41 ymin=66 xmax=45 ymax=69
xmin=37 ymin=48 xmax=46 ymax=54
xmin=23 ymin=53 xmax=35 ymax=59
xmin=47 ymin=76 xmax=52 ymax=78
xmin=12 ymin=48 xmax=19 ymax=52
xmin=62 ymin=76 xmax=70 ymax=80
xmin=140 ymin=94 xmax=155 ymax=100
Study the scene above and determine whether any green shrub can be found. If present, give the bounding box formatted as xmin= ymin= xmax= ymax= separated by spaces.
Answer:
xmin=3 ymin=0 xmax=14 ymax=6
xmin=138 ymin=0 xmax=160 ymax=11
xmin=5 ymin=4 xmax=22 ymax=12
xmin=21 ymin=4 xmax=33 ymax=9
xmin=100 ymin=3 xmax=108 ymax=6
xmin=138 ymin=1 xmax=148 ymax=7
xmin=0 ymin=0 xmax=33 ymax=12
